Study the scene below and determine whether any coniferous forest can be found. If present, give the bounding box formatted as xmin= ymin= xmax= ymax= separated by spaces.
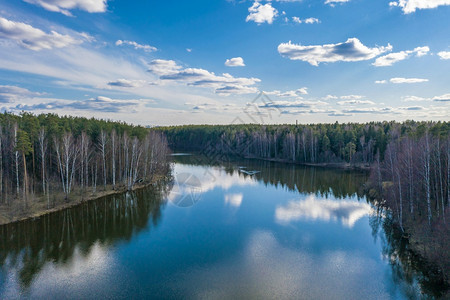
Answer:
xmin=0 ymin=112 xmax=170 ymax=224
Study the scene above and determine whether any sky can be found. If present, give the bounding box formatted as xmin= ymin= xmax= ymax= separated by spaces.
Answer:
xmin=0 ymin=0 xmax=449 ymax=126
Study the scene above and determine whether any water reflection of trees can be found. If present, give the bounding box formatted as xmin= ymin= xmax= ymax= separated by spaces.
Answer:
xmin=172 ymin=154 xmax=367 ymax=200
xmin=369 ymin=210 xmax=449 ymax=298
xmin=0 ymin=186 xmax=168 ymax=288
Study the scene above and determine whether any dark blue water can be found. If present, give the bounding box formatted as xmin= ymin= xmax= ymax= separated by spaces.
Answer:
xmin=0 ymin=155 xmax=428 ymax=299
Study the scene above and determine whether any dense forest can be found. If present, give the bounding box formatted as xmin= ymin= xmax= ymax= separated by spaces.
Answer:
xmin=161 ymin=121 xmax=450 ymax=282
xmin=0 ymin=112 xmax=170 ymax=222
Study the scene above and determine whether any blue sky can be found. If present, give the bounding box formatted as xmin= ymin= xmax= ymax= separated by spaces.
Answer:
xmin=0 ymin=0 xmax=449 ymax=125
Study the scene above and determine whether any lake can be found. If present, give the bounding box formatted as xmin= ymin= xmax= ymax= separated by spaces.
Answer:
xmin=0 ymin=154 xmax=437 ymax=299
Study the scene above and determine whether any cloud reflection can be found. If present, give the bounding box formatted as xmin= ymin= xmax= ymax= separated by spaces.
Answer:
xmin=275 ymin=195 xmax=371 ymax=228
xmin=224 ymin=193 xmax=243 ymax=207
xmin=167 ymin=164 xmax=256 ymax=206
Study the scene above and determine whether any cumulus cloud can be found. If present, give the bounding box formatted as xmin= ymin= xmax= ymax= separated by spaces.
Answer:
xmin=390 ymin=77 xmax=429 ymax=83
xmin=107 ymin=79 xmax=146 ymax=88
xmin=278 ymin=38 xmax=392 ymax=66
xmin=147 ymin=59 xmax=182 ymax=76
xmin=438 ymin=51 xmax=450 ymax=59
xmin=246 ymin=1 xmax=278 ymax=24
xmin=225 ymin=57 xmax=245 ymax=67
xmin=292 ymin=17 xmax=320 ymax=24
xmin=23 ymin=0 xmax=107 ymax=16
xmin=372 ymin=46 xmax=429 ymax=66
xmin=115 ymin=40 xmax=157 ymax=52
xmin=0 ymin=85 xmax=42 ymax=103
xmin=0 ymin=17 xmax=81 ymax=51
xmin=148 ymin=59 xmax=260 ymax=95
xmin=389 ymin=0 xmax=450 ymax=14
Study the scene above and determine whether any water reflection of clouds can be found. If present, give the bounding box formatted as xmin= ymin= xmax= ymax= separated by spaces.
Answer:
xmin=275 ymin=195 xmax=371 ymax=228
xmin=224 ymin=193 xmax=243 ymax=208
xmin=167 ymin=165 xmax=256 ymax=204
xmin=0 ymin=242 xmax=116 ymax=298
xmin=169 ymin=230 xmax=391 ymax=299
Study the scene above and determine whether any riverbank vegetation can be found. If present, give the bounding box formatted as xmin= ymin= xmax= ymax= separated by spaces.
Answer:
xmin=0 ymin=112 xmax=170 ymax=225
xmin=161 ymin=121 xmax=450 ymax=285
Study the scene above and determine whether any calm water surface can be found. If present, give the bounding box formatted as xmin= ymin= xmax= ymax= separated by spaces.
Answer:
xmin=0 ymin=155 xmax=432 ymax=299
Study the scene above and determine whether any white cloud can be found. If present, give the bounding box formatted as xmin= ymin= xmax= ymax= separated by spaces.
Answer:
xmin=23 ymin=0 xmax=107 ymax=16
xmin=390 ymin=0 xmax=450 ymax=14
xmin=215 ymin=85 xmax=259 ymax=95
xmin=246 ymin=1 xmax=278 ymax=24
xmin=438 ymin=51 xmax=450 ymax=59
xmin=375 ymin=80 xmax=387 ymax=84
xmin=225 ymin=57 xmax=245 ymax=67
xmin=342 ymin=107 xmax=396 ymax=114
xmin=337 ymin=100 xmax=375 ymax=105
xmin=292 ymin=16 xmax=302 ymax=23
xmin=390 ymin=77 xmax=429 ymax=83
xmin=147 ymin=59 xmax=182 ymax=76
xmin=401 ymin=93 xmax=450 ymax=102
xmin=0 ymin=17 xmax=81 ymax=51
xmin=148 ymin=59 xmax=260 ymax=95
xmin=323 ymin=94 xmax=338 ymax=100
xmin=432 ymin=93 xmax=450 ymax=101
xmin=325 ymin=0 xmax=350 ymax=4
xmin=340 ymin=95 xmax=364 ymax=100
xmin=278 ymin=38 xmax=392 ymax=66
xmin=292 ymin=17 xmax=320 ymax=24
xmin=186 ymin=48 xmax=192 ymax=52
xmin=401 ymin=95 xmax=428 ymax=102
xmin=0 ymin=85 xmax=42 ymax=103
xmin=107 ymin=79 xmax=146 ymax=88
xmin=115 ymin=40 xmax=157 ymax=52
xmin=372 ymin=46 xmax=429 ymax=66
xmin=304 ymin=17 xmax=320 ymax=24
xmin=265 ymin=88 xmax=308 ymax=97
xmin=15 ymin=96 xmax=145 ymax=113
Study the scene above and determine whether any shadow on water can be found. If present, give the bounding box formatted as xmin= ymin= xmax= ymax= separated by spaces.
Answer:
xmin=0 ymin=185 xmax=169 ymax=289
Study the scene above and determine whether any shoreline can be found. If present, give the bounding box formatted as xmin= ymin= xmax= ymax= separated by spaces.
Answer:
xmin=243 ymin=155 xmax=371 ymax=171
xmin=0 ymin=177 xmax=166 ymax=226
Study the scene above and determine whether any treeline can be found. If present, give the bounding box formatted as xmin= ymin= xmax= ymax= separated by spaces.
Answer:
xmin=160 ymin=122 xmax=393 ymax=164
xmin=0 ymin=112 xmax=170 ymax=207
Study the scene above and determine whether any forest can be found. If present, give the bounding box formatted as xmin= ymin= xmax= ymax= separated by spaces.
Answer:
xmin=161 ymin=121 xmax=450 ymax=282
xmin=0 ymin=112 xmax=170 ymax=224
